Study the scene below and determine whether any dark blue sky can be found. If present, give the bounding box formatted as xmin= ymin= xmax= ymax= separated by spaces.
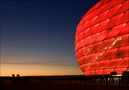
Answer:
xmin=1 ymin=0 xmax=99 ymax=76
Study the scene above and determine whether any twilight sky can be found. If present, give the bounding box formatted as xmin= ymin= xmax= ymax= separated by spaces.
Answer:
xmin=1 ymin=0 xmax=99 ymax=76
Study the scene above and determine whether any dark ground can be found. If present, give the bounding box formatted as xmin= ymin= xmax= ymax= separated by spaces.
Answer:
xmin=1 ymin=75 xmax=129 ymax=90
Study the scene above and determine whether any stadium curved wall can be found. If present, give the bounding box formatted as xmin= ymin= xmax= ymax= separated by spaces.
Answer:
xmin=75 ymin=0 xmax=129 ymax=76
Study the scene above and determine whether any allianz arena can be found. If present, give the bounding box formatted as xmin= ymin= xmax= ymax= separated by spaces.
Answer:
xmin=75 ymin=0 xmax=129 ymax=76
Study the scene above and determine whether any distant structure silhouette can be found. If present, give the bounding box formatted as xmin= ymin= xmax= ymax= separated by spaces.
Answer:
xmin=17 ymin=74 xmax=20 ymax=77
xmin=12 ymin=74 xmax=15 ymax=77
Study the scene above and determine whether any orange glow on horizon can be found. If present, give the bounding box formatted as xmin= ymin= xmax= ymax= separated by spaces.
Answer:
xmin=1 ymin=63 xmax=83 ymax=76
xmin=1 ymin=56 xmax=83 ymax=76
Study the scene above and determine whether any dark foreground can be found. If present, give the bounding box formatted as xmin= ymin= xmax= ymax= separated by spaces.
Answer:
xmin=1 ymin=75 xmax=129 ymax=90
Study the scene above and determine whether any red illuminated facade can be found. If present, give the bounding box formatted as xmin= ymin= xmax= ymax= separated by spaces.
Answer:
xmin=75 ymin=0 xmax=129 ymax=76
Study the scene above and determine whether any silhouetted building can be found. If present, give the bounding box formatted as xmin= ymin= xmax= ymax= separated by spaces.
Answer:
xmin=17 ymin=74 xmax=20 ymax=77
xmin=12 ymin=74 xmax=15 ymax=77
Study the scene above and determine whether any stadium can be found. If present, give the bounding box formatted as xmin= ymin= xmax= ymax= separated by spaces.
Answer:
xmin=75 ymin=0 xmax=129 ymax=76
xmin=1 ymin=0 xmax=129 ymax=90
